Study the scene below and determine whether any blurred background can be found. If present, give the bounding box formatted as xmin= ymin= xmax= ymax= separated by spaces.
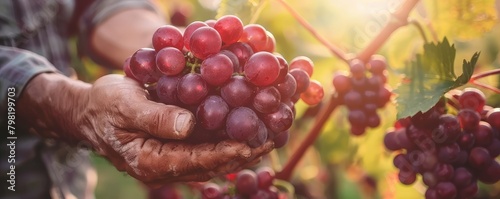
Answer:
xmin=74 ymin=0 xmax=500 ymax=198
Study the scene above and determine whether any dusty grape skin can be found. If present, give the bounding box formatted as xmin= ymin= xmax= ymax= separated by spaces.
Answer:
xmin=156 ymin=75 xmax=181 ymax=105
xmin=226 ymin=107 xmax=259 ymax=142
xmin=220 ymin=76 xmax=255 ymax=107
xmin=261 ymin=103 xmax=294 ymax=134
xmin=252 ymin=86 xmax=281 ymax=114
xmin=177 ymin=73 xmax=208 ymax=105
xmin=196 ymin=95 xmax=229 ymax=130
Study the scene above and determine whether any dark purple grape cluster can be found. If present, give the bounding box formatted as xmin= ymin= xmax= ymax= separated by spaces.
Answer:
xmin=124 ymin=15 xmax=324 ymax=147
xmin=384 ymin=88 xmax=500 ymax=199
xmin=201 ymin=167 xmax=284 ymax=199
xmin=332 ymin=55 xmax=392 ymax=135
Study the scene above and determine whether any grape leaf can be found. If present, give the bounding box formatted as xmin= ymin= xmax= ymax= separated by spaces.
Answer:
xmin=395 ymin=38 xmax=480 ymax=119
xmin=216 ymin=0 xmax=266 ymax=23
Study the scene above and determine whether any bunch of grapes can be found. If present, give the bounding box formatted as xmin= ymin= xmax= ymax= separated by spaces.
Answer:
xmin=123 ymin=15 xmax=324 ymax=147
xmin=384 ymin=88 xmax=500 ymax=199
xmin=332 ymin=56 xmax=392 ymax=135
xmin=201 ymin=167 xmax=285 ymax=199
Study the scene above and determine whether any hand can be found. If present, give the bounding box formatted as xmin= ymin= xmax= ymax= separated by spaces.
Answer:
xmin=18 ymin=73 xmax=274 ymax=186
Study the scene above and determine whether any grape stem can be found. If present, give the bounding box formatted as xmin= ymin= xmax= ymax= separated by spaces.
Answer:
xmin=356 ymin=0 xmax=420 ymax=62
xmin=276 ymin=93 xmax=340 ymax=181
xmin=274 ymin=0 xmax=349 ymax=62
xmin=469 ymin=68 xmax=500 ymax=93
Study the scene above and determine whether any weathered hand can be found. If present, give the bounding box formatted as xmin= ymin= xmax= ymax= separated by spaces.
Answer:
xmin=19 ymin=73 xmax=274 ymax=186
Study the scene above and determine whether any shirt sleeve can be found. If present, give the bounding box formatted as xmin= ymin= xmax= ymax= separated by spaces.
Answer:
xmin=78 ymin=0 xmax=161 ymax=69
xmin=0 ymin=46 xmax=58 ymax=124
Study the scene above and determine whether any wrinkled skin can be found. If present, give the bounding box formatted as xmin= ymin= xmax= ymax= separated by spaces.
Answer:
xmin=18 ymin=73 xmax=274 ymax=187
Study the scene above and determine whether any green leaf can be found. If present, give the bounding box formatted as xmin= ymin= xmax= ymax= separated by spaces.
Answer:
xmin=395 ymin=38 xmax=480 ymax=119
xmin=216 ymin=0 xmax=267 ymax=23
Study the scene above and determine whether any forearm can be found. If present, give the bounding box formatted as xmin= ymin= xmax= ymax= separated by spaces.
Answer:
xmin=17 ymin=73 xmax=91 ymax=143
xmin=91 ymin=8 xmax=166 ymax=68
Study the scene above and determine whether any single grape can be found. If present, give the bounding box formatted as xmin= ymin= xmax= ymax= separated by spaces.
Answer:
xmin=398 ymin=170 xmax=416 ymax=185
xmin=350 ymin=125 xmax=367 ymax=136
xmin=223 ymin=42 xmax=254 ymax=67
xmin=289 ymin=56 xmax=314 ymax=77
xmin=368 ymin=54 xmax=387 ymax=74
xmin=452 ymin=167 xmax=473 ymax=188
xmin=351 ymin=77 xmax=367 ymax=91
xmin=220 ymin=76 xmax=255 ymax=107
xmin=332 ymin=73 xmax=352 ymax=94
xmin=123 ymin=57 xmax=138 ymax=81
xmin=438 ymin=143 xmax=460 ymax=164
xmin=343 ymin=90 xmax=363 ymax=110
xmin=366 ymin=76 xmax=382 ymax=91
xmin=425 ymin=188 xmax=439 ymax=199
xmin=183 ymin=21 xmax=208 ymax=50
xmin=487 ymin=138 xmax=500 ymax=157
xmin=253 ymin=86 xmax=281 ymax=114
xmin=457 ymin=181 xmax=478 ymax=199
xmin=467 ymin=147 xmax=492 ymax=169
xmin=377 ymin=85 xmax=392 ymax=108
xmin=244 ymin=52 xmax=280 ymax=86
xmin=384 ymin=131 xmax=402 ymax=151
xmin=472 ymin=121 xmax=494 ymax=147
xmin=349 ymin=59 xmax=366 ymax=79
xmin=289 ymin=69 xmax=310 ymax=94
xmin=152 ymin=25 xmax=184 ymax=51
xmin=458 ymin=88 xmax=485 ymax=113
xmin=275 ymin=73 xmax=297 ymax=99
xmin=177 ymin=73 xmax=208 ymax=105
xmin=256 ymin=166 xmax=275 ymax=189
xmin=196 ymin=95 xmax=230 ymax=130
xmin=423 ymin=172 xmax=438 ymax=187
xmin=477 ymin=160 xmax=500 ymax=184
xmin=129 ymin=48 xmax=160 ymax=84
xmin=214 ymin=15 xmax=243 ymax=45
xmin=435 ymin=182 xmax=457 ymax=199
xmin=457 ymin=109 xmax=481 ymax=131
xmin=273 ymin=130 xmax=289 ymax=148
xmin=273 ymin=56 xmax=289 ymax=84
xmin=434 ymin=163 xmax=454 ymax=181
xmin=300 ymin=80 xmax=324 ymax=106
xmin=247 ymin=120 xmax=268 ymax=148
xmin=226 ymin=107 xmax=259 ymax=141
xmin=240 ymin=24 xmax=268 ymax=52
xmin=348 ymin=109 xmax=367 ymax=127
xmin=486 ymin=108 xmax=500 ymax=130
xmin=366 ymin=113 xmax=381 ymax=128
xmin=204 ymin=19 xmax=216 ymax=27
xmin=235 ymin=169 xmax=258 ymax=196
xmin=201 ymin=53 xmax=234 ymax=86
xmin=156 ymin=75 xmax=181 ymax=105
xmin=457 ymin=132 xmax=475 ymax=150
xmin=190 ymin=27 xmax=222 ymax=59
xmin=202 ymin=183 xmax=223 ymax=199
xmin=219 ymin=50 xmax=241 ymax=74
xmin=394 ymin=128 xmax=416 ymax=150
xmin=262 ymin=31 xmax=276 ymax=53
xmin=262 ymin=103 xmax=294 ymax=133
xmin=156 ymin=47 xmax=186 ymax=76
xmin=435 ymin=114 xmax=461 ymax=145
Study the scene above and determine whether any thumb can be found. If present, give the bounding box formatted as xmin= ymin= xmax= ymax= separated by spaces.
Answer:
xmin=128 ymin=101 xmax=196 ymax=139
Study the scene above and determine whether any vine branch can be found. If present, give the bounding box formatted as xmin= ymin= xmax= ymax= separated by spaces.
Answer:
xmin=275 ymin=0 xmax=349 ymax=62
xmin=356 ymin=0 xmax=420 ymax=62
xmin=276 ymin=93 xmax=340 ymax=181
xmin=470 ymin=68 xmax=500 ymax=81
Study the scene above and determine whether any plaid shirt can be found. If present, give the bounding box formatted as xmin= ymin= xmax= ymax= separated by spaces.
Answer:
xmin=0 ymin=0 xmax=157 ymax=198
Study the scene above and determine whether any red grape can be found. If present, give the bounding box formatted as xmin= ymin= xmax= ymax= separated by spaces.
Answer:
xmin=156 ymin=47 xmax=186 ymax=76
xmin=200 ymin=53 xmax=234 ymax=86
xmin=152 ymin=25 xmax=184 ymax=51
xmin=300 ymin=79 xmax=324 ymax=106
xmin=183 ymin=21 xmax=208 ymax=50
xmin=289 ymin=56 xmax=314 ymax=77
xmin=196 ymin=95 xmax=229 ymax=130
xmin=177 ymin=73 xmax=208 ymax=105
xmin=244 ymin=52 xmax=280 ymax=86
xmin=189 ymin=27 xmax=222 ymax=59
xmin=214 ymin=15 xmax=244 ymax=45
xmin=226 ymin=107 xmax=259 ymax=141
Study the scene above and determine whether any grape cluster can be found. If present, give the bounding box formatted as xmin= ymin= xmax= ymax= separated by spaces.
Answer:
xmin=384 ymin=88 xmax=500 ymax=199
xmin=332 ymin=56 xmax=392 ymax=135
xmin=124 ymin=15 xmax=324 ymax=147
xmin=201 ymin=167 xmax=283 ymax=199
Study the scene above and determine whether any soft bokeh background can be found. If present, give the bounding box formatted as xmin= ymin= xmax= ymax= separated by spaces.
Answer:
xmin=73 ymin=0 xmax=500 ymax=198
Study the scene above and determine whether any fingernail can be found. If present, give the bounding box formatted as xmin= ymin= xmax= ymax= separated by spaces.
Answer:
xmin=175 ymin=112 xmax=192 ymax=136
